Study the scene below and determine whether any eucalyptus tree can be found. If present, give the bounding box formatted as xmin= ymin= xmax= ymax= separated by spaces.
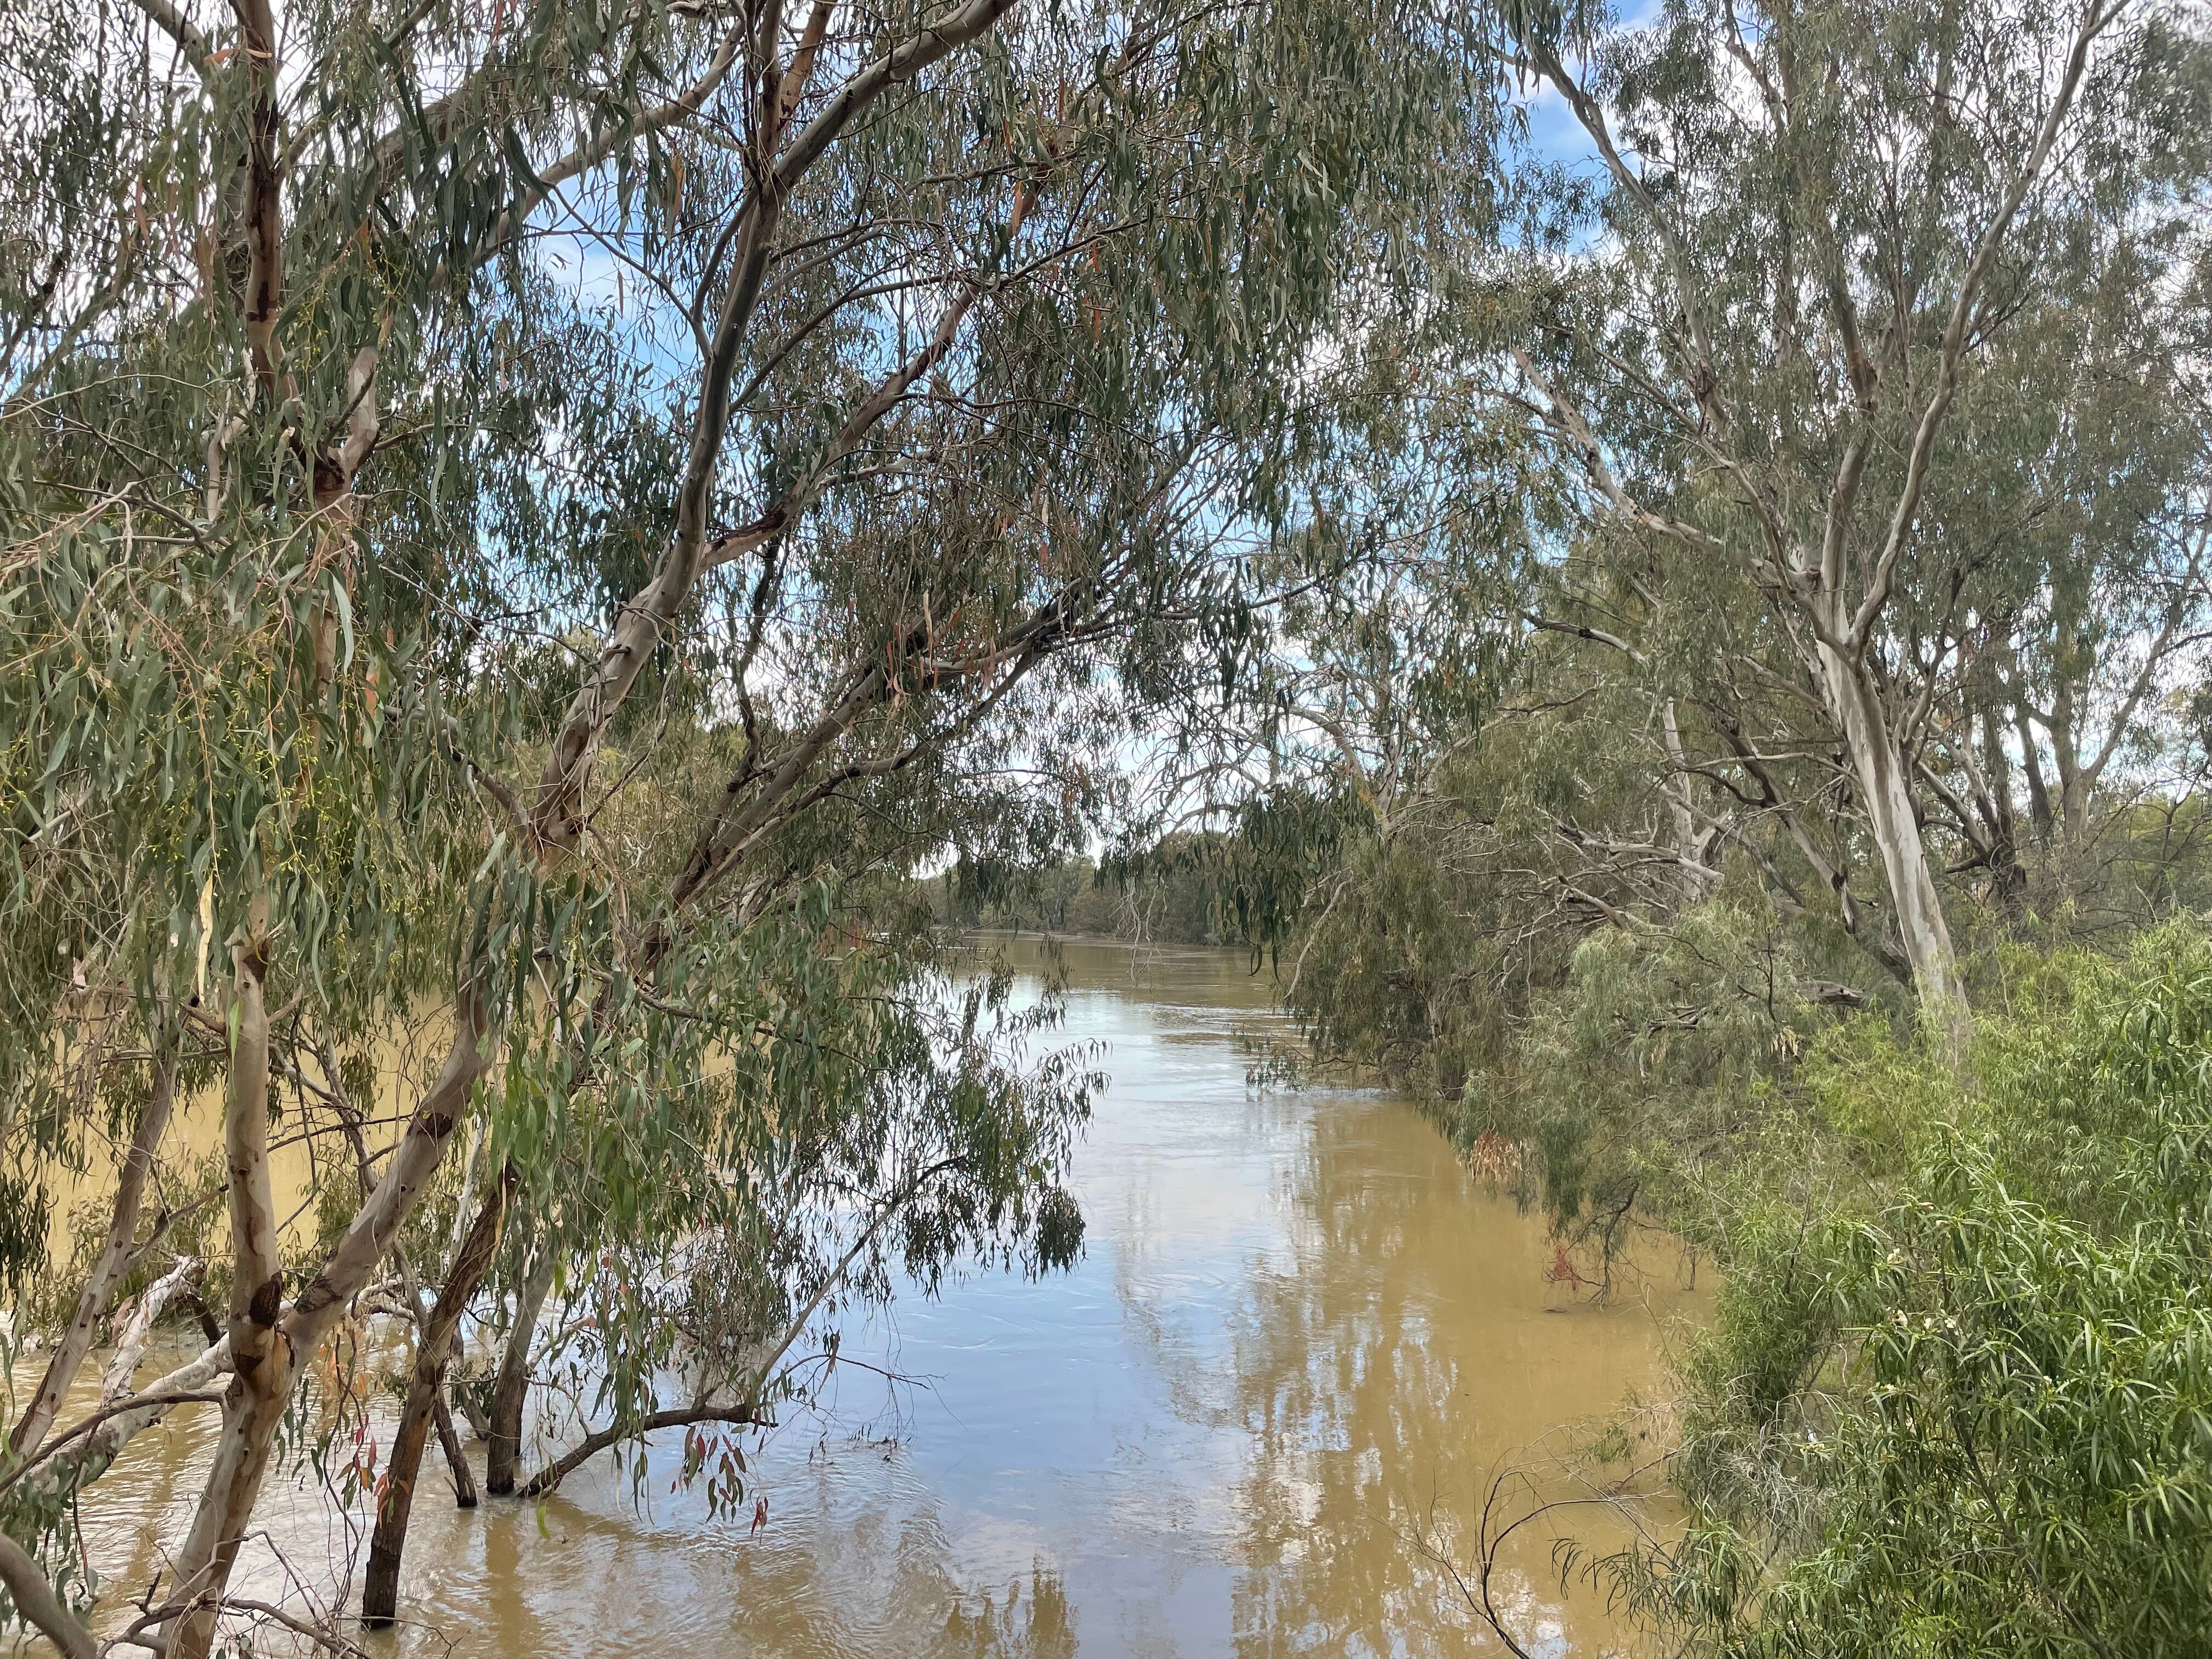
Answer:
xmin=500 ymin=957 xmax=1095 ymax=1498
xmin=362 ymin=882 xmax=1097 ymax=1624
xmin=0 ymin=0 xmax=1486 ymax=1649
xmin=1489 ymin=0 xmax=2181 ymax=1030
xmin=1953 ymin=251 xmax=2212 ymax=893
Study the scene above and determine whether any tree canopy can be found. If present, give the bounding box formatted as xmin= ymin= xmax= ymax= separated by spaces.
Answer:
xmin=4 ymin=0 xmax=2211 ymax=1654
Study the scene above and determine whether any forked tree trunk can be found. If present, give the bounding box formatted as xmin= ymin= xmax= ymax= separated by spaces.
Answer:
xmin=484 ymin=1243 xmax=554 ymax=1496
xmin=160 ymin=1007 xmax=493 ymax=1659
xmin=165 ymin=900 xmax=284 ymax=1659
xmin=7 ymin=1012 xmax=179 ymax=1463
xmin=362 ymin=1161 xmax=514 ymax=1626
xmin=158 ymin=1000 xmax=493 ymax=1659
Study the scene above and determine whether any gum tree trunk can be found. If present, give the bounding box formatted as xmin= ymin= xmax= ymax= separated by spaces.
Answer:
xmin=361 ymin=1161 xmax=514 ymax=1626
xmin=484 ymin=1244 xmax=555 ymax=1496
xmin=165 ymin=898 xmax=281 ymax=1659
xmin=160 ymin=1003 xmax=493 ymax=1659
xmin=433 ymin=1392 xmax=477 ymax=1506
xmin=1816 ymin=641 xmax=1966 ymax=1035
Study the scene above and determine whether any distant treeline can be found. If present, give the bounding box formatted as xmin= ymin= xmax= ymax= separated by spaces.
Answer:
xmin=921 ymin=838 xmax=1240 ymax=947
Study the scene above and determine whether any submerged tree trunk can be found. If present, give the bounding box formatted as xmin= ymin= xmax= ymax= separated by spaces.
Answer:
xmin=362 ymin=1161 xmax=514 ymax=1626
xmin=12 ymin=1336 xmax=230 ymax=1511
xmin=484 ymin=1243 xmax=555 ymax=1496
xmin=449 ymin=1323 xmax=493 ymax=1440
xmin=160 ymin=1001 xmax=493 ymax=1659
xmin=433 ymin=1392 xmax=477 ymax=1506
xmin=516 ymin=1403 xmax=760 ymax=1499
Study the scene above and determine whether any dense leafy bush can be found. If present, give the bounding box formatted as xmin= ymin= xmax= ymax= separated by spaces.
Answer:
xmin=1620 ymin=928 xmax=2212 ymax=1657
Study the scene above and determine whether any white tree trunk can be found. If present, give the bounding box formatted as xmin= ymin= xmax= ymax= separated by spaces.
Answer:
xmin=17 ymin=1337 xmax=231 ymax=1505
xmin=163 ymin=900 xmax=284 ymax=1659
xmin=1818 ymin=643 xmax=1965 ymax=1031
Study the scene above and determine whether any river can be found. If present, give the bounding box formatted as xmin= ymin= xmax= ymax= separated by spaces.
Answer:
xmin=16 ymin=938 xmax=1698 ymax=1657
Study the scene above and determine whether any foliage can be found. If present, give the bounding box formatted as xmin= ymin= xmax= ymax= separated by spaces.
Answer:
xmin=924 ymin=827 xmax=1319 ymax=946
xmin=0 ymin=0 xmax=1498 ymax=1644
xmin=1142 ymin=14 xmax=2212 ymax=1654
xmin=2 ymin=0 xmax=2209 ymax=1649
xmin=1598 ymin=928 xmax=2212 ymax=1658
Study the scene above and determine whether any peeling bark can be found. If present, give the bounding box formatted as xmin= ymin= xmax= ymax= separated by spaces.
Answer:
xmin=99 ymin=1254 xmax=202 ymax=1404
xmin=17 ymin=1338 xmax=231 ymax=1506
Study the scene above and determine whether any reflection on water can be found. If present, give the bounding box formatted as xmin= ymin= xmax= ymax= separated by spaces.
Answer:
xmin=16 ymin=939 xmax=1696 ymax=1656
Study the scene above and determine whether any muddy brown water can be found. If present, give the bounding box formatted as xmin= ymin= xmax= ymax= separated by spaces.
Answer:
xmin=13 ymin=938 xmax=1700 ymax=1657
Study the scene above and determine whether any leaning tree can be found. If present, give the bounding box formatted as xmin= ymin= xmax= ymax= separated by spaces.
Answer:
xmin=0 ymin=0 xmax=1487 ymax=1648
